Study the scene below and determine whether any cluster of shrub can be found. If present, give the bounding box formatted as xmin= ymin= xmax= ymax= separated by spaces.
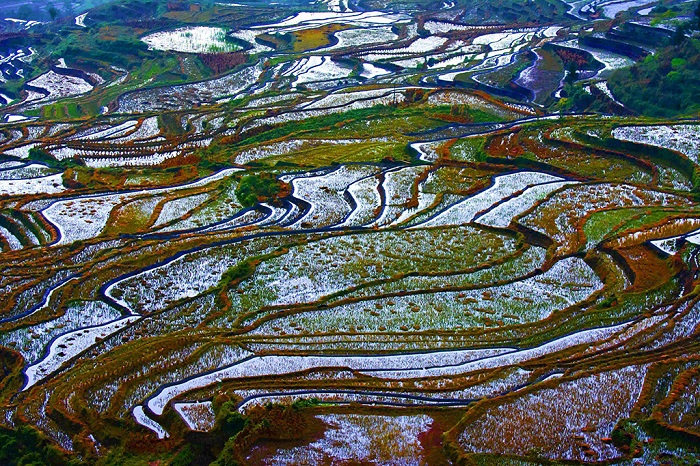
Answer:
xmin=607 ymin=2 xmax=700 ymax=117
xmin=560 ymin=1 xmax=700 ymax=116
xmin=0 ymin=426 xmax=75 ymax=466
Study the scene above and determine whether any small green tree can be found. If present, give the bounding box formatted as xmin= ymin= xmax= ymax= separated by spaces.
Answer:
xmin=234 ymin=174 xmax=283 ymax=207
xmin=47 ymin=5 xmax=59 ymax=20
xmin=564 ymin=61 xmax=578 ymax=85
xmin=216 ymin=403 xmax=247 ymax=437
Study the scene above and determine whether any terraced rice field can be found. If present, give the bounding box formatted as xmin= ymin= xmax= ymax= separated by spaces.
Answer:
xmin=0 ymin=0 xmax=699 ymax=464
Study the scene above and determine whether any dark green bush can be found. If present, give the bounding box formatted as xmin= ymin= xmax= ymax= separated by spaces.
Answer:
xmin=609 ymin=38 xmax=700 ymax=117
xmin=234 ymin=174 xmax=283 ymax=207
xmin=0 ymin=426 xmax=73 ymax=466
